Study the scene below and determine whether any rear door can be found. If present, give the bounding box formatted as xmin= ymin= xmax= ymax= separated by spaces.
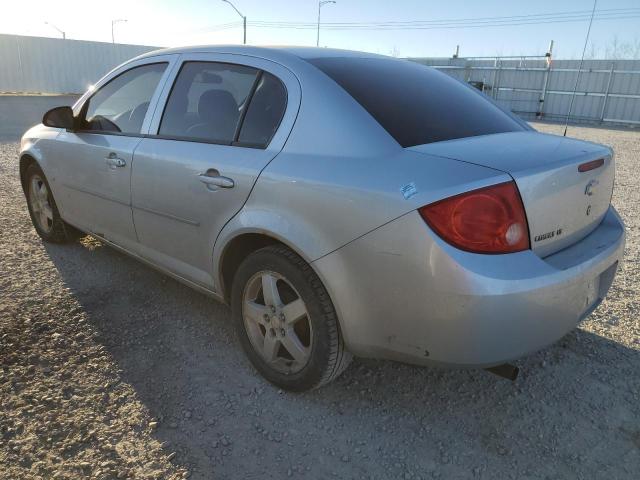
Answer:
xmin=131 ymin=53 xmax=300 ymax=288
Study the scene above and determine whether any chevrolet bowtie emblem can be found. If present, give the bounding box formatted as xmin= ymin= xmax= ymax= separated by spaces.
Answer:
xmin=585 ymin=179 xmax=599 ymax=196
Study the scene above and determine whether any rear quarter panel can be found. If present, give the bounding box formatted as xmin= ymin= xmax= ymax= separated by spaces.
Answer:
xmin=213 ymin=148 xmax=512 ymax=292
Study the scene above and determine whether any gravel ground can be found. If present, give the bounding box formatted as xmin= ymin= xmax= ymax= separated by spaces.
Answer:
xmin=1 ymin=123 xmax=639 ymax=479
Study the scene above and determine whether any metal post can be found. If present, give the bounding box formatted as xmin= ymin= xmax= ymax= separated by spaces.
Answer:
xmin=222 ymin=1 xmax=246 ymax=45
xmin=317 ymin=1 xmax=336 ymax=47
xmin=111 ymin=19 xmax=127 ymax=44
xmin=537 ymin=40 xmax=554 ymax=118
xmin=491 ymin=57 xmax=498 ymax=99
xmin=316 ymin=2 xmax=321 ymax=47
xmin=494 ymin=59 xmax=502 ymax=101
xmin=600 ymin=63 xmax=614 ymax=122
xmin=15 ymin=36 xmax=25 ymax=92
xmin=453 ymin=45 xmax=459 ymax=59
xmin=564 ymin=0 xmax=597 ymax=136
xmin=243 ymin=16 xmax=247 ymax=44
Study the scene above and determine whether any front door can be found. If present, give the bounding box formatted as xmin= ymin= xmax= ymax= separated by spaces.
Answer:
xmin=131 ymin=55 xmax=296 ymax=289
xmin=53 ymin=61 xmax=170 ymax=247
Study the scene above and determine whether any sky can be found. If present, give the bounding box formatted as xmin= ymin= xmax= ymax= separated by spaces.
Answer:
xmin=1 ymin=0 xmax=639 ymax=58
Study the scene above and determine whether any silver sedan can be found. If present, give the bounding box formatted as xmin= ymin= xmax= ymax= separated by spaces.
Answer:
xmin=19 ymin=46 xmax=625 ymax=391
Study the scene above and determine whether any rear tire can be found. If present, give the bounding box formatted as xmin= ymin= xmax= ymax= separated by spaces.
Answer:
xmin=231 ymin=245 xmax=351 ymax=391
xmin=24 ymin=163 xmax=80 ymax=243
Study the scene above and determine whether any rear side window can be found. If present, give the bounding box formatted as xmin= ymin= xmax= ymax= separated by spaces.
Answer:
xmin=159 ymin=61 xmax=259 ymax=144
xmin=238 ymin=72 xmax=287 ymax=147
xmin=308 ymin=57 xmax=525 ymax=147
xmin=81 ymin=63 xmax=167 ymax=134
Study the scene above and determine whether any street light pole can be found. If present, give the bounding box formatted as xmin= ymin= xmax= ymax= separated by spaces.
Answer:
xmin=44 ymin=21 xmax=66 ymax=40
xmin=222 ymin=0 xmax=246 ymax=45
xmin=317 ymin=1 xmax=336 ymax=47
xmin=111 ymin=19 xmax=127 ymax=44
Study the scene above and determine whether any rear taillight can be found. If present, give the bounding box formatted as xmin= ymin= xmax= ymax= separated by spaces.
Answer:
xmin=578 ymin=158 xmax=604 ymax=172
xmin=418 ymin=181 xmax=530 ymax=254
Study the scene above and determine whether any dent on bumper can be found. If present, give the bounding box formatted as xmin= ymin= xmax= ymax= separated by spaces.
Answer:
xmin=313 ymin=207 xmax=625 ymax=367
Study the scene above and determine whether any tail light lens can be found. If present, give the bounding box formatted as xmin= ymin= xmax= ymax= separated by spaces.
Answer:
xmin=418 ymin=181 xmax=530 ymax=254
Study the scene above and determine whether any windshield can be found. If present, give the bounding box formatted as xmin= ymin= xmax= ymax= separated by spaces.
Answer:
xmin=308 ymin=56 xmax=526 ymax=147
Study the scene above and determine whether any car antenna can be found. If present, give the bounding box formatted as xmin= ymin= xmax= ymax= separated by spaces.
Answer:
xmin=563 ymin=0 xmax=597 ymax=137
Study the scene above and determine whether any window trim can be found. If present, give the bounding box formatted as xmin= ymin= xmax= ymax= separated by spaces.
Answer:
xmin=236 ymin=70 xmax=288 ymax=149
xmin=75 ymin=61 xmax=170 ymax=137
xmin=140 ymin=133 xmax=266 ymax=150
xmin=154 ymin=60 xmax=287 ymax=150
xmin=233 ymin=70 xmax=263 ymax=142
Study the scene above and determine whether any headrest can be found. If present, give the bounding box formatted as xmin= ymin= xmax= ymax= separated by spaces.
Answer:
xmin=198 ymin=89 xmax=238 ymax=124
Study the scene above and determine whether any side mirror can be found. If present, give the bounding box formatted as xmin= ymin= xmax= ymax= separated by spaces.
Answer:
xmin=43 ymin=106 xmax=75 ymax=130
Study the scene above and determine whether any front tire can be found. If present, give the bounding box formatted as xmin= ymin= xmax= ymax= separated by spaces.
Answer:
xmin=24 ymin=163 xmax=79 ymax=243
xmin=231 ymin=245 xmax=351 ymax=391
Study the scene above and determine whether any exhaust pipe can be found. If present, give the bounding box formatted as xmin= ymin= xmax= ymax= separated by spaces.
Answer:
xmin=485 ymin=363 xmax=519 ymax=381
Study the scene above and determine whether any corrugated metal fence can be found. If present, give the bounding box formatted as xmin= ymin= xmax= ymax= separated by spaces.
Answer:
xmin=0 ymin=34 xmax=158 ymax=94
xmin=410 ymin=56 xmax=640 ymax=126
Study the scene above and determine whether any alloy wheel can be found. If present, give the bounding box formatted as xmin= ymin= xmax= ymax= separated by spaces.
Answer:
xmin=29 ymin=175 xmax=54 ymax=234
xmin=242 ymin=270 xmax=313 ymax=374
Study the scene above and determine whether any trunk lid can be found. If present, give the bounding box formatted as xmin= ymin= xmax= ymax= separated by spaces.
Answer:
xmin=409 ymin=131 xmax=614 ymax=257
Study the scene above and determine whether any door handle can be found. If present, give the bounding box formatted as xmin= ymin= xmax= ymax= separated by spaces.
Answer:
xmin=105 ymin=152 xmax=126 ymax=168
xmin=198 ymin=170 xmax=235 ymax=189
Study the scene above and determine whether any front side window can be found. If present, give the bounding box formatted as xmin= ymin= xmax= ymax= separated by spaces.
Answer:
xmin=308 ymin=57 xmax=525 ymax=147
xmin=159 ymin=62 xmax=259 ymax=144
xmin=81 ymin=63 xmax=167 ymax=134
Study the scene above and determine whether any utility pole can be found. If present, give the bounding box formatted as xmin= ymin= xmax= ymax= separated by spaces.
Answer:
xmin=111 ymin=19 xmax=127 ymax=44
xmin=44 ymin=21 xmax=66 ymax=39
xmin=222 ymin=0 xmax=247 ymax=44
xmin=317 ymin=1 xmax=336 ymax=47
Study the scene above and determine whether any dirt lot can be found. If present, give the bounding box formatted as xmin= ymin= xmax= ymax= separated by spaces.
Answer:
xmin=1 ymin=122 xmax=639 ymax=480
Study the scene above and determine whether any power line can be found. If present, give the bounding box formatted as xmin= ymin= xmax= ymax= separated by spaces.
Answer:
xmin=242 ymin=15 xmax=640 ymax=31
xmin=194 ymin=7 xmax=640 ymax=34
xmin=248 ymin=11 xmax=640 ymax=31
xmin=195 ymin=21 xmax=244 ymax=32
xmin=246 ymin=7 xmax=640 ymax=27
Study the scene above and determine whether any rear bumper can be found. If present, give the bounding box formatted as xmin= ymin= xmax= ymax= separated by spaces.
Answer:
xmin=313 ymin=206 xmax=625 ymax=367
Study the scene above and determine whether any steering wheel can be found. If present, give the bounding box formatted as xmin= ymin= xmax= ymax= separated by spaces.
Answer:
xmin=89 ymin=115 xmax=121 ymax=132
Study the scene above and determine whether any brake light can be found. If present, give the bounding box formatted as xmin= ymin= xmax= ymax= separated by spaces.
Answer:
xmin=418 ymin=181 xmax=530 ymax=254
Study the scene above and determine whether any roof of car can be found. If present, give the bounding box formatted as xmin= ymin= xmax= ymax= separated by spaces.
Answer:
xmin=136 ymin=45 xmax=387 ymax=62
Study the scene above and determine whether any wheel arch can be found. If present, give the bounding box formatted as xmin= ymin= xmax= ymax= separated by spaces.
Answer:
xmin=217 ymin=230 xmax=316 ymax=303
xmin=19 ymin=153 xmax=39 ymax=193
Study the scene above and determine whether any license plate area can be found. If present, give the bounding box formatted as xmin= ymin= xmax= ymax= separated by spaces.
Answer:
xmin=579 ymin=261 xmax=618 ymax=321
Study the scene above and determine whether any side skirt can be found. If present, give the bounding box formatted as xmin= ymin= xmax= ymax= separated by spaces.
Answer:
xmin=88 ymin=232 xmax=226 ymax=305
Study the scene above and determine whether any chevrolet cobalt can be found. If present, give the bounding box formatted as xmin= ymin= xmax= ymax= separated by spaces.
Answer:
xmin=20 ymin=46 xmax=625 ymax=390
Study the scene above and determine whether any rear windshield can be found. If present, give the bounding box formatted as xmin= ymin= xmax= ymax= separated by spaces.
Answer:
xmin=308 ymin=57 xmax=525 ymax=147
